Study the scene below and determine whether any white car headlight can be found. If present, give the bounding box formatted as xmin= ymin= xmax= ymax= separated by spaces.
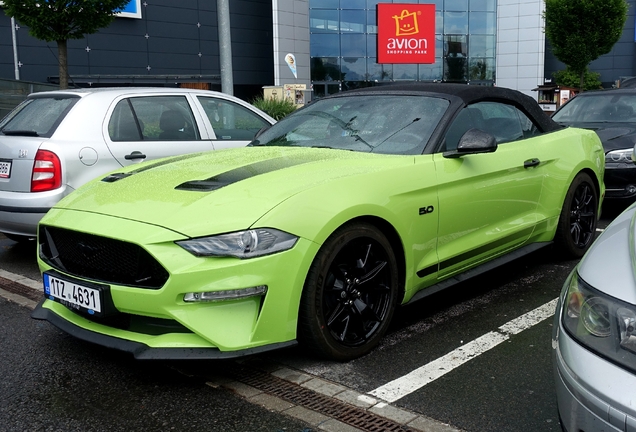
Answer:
xmin=176 ymin=228 xmax=298 ymax=259
xmin=562 ymin=272 xmax=636 ymax=371
xmin=606 ymin=148 xmax=634 ymax=163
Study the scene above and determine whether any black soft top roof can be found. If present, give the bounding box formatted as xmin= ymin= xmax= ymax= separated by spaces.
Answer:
xmin=333 ymin=82 xmax=562 ymax=133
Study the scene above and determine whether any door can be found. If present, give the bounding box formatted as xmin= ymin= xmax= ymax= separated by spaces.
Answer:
xmin=433 ymin=101 xmax=546 ymax=278
xmin=105 ymin=95 xmax=212 ymax=165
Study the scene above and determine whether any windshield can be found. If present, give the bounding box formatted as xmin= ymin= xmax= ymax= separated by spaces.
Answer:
xmin=0 ymin=95 xmax=79 ymax=138
xmin=251 ymin=95 xmax=449 ymax=154
xmin=553 ymin=93 xmax=636 ymax=124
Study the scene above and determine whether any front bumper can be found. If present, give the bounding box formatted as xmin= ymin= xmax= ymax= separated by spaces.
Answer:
xmin=35 ymin=209 xmax=320 ymax=358
xmin=604 ymin=163 xmax=636 ymax=200
xmin=554 ymin=307 xmax=636 ymax=431
xmin=31 ymin=300 xmax=297 ymax=359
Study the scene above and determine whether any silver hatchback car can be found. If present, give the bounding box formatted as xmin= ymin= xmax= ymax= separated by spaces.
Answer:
xmin=0 ymin=87 xmax=275 ymax=242
xmin=553 ymin=203 xmax=636 ymax=431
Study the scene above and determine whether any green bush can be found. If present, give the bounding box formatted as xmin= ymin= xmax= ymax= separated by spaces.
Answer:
xmin=553 ymin=68 xmax=602 ymax=91
xmin=251 ymin=96 xmax=298 ymax=121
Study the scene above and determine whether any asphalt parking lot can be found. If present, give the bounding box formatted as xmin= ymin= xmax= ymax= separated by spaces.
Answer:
xmin=0 ymin=202 xmax=629 ymax=431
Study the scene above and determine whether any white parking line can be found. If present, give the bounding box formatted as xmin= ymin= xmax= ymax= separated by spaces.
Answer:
xmin=369 ymin=298 xmax=558 ymax=403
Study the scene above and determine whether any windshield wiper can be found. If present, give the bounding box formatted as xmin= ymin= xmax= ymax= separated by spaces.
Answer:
xmin=1 ymin=129 xmax=39 ymax=137
xmin=372 ymin=118 xmax=421 ymax=148
xmin=249 ymin=136 xmax=289 ymax=146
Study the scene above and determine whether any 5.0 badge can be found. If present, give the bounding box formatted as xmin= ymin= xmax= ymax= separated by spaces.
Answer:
xmin=419 ymin=206 xmax=434 ymax=215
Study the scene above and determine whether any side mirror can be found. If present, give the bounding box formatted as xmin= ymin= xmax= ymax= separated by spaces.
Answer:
xmin=443 ymin=128 xmax=497 ymax=158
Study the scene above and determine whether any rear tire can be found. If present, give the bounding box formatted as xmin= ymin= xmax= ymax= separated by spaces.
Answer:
xmin=554 ymin=172 xmax=598 ymax=258
xmin=298 ymin=222 xmax=399 ymax=361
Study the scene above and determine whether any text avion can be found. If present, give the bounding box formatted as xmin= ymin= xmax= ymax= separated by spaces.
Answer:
xmin=386 ymin=37 xmax=428 ymax=50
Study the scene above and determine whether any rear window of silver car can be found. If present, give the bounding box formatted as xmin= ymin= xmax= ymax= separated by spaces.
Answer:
xmin=0 ymin=95 xmax=79 ymax=138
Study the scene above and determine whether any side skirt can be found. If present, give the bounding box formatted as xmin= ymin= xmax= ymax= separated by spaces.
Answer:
xmin=405 ymin=241 xmax=552 ymax=305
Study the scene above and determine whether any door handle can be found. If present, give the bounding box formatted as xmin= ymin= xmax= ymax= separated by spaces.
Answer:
xmin=524 ymin=158 xmax=540 ymax=168
xmin=124 ymin=151 xmax=147 ymax=160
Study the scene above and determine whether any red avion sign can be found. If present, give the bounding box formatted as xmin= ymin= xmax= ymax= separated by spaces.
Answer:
xmin=377 ymin=3 xmax=435 ymax=64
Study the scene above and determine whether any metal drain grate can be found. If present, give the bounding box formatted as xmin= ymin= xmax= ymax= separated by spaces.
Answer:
xmin=0 ymin=276 xmax=42 ymax=302
xmin=227 ymin=364 xmax=416 ymax=432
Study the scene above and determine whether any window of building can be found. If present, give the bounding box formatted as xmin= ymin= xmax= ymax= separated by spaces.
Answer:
xmin=446 ymin=0 xmax=469 ymax=12
xmin=311 ymin=57 xmax=342 ymax=82
xmin=469 ymin=12 xmax=496 ymax=34
xmin=444 ymin=11 xmax=468 ymax=34
xmin=340 ymin=10 xmax=366 ymax=33
xmin=310 ymin=9 xmax=339 ymax=32
xmin=311 ymin=34 xmax=340 ymax=57
xmin=469 ymin=0 xmax=496 ymax=12
xmin=310 ymin=0 xmax=338 ymax=9
xmin=341 ymin=34 xmax=366 ymax=57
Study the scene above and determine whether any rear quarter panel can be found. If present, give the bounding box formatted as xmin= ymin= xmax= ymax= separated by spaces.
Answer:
xmin=531 ymin=127 xmax=605 ymax=242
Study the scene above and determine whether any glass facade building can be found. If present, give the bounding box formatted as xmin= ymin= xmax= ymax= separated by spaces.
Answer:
xmin=309 ymin=0 xmax=496 ymax=97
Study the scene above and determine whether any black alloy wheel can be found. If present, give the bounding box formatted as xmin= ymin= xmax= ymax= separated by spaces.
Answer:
xmin=555 ymin=172 xmax=598 ymax=258
xmin=298 ymin=222 xmax=399 ymax=361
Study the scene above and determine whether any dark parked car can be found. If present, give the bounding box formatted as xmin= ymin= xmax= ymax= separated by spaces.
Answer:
xmin=552 ymin=88 xmax=636 ymax=201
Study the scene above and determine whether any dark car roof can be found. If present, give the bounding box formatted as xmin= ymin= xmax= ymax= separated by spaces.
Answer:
xmin=619 ymin=77 xmax=636 ymax=88
xmin=570 ymin=87 xmax=636 ymax=96
xmin=330 ymin=82 xmax=561 ymax=133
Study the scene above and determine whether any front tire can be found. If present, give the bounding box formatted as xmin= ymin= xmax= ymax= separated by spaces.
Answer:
xmin=554 ymin=172 xmax=598 ymax=258
xmin=298 ymin=222 xmax=400 ymax=361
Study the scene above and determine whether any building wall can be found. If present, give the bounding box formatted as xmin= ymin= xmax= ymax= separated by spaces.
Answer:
xmin=0 ymin=0 xmax=274 ymax=99
xmin=496 ymin=0 xmax=545 ymax=97
xmin=272 ymin=0 xmax=311 ymax=87
xmin=544 ymin=0 xmax=636 ymax=87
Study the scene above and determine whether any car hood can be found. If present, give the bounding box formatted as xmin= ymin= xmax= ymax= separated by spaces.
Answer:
xmin=579 ymin=202 xmax=636 ymax=304
xmin=558 ymin=121 xmax=636 ymax=152
xmin=52 ymin=146 xmax=410 ymax=238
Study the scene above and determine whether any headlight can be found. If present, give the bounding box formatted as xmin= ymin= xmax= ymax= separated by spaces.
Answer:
xmin=176 ymin=228 xmax=298 ymax=258
xmin=606 ymin=148 xmax=635 ymax=163
xmin=562 ymin=273 xmax=636 ymax=372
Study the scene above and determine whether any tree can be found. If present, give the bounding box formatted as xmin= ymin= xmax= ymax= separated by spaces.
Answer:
xmin=544 ymin=0 xmax=627 ymax=92
xmin=2 ymin=0 xmax=131 ymax=89
xmin=553 ymin=67 xmax=602 ymax=91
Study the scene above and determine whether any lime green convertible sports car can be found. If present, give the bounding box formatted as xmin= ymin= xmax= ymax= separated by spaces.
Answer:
xmin=32 ymin=83 xmax=605 ymax=361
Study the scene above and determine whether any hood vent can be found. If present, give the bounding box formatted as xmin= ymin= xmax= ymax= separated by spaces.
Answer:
xmin=101 ymin=153 xmax=202 ymax=183
xmin=102 ymin=172 xmax=132 ymax=182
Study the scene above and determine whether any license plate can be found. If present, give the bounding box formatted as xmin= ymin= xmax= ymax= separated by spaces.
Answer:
xmin=0 ymin=160 xmax=11 ymax=178
xmin=43 ymin=273 xmax=102 ymax=314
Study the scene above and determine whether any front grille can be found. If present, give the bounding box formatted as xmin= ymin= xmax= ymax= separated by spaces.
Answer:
xmin=39 ymin=225 xmax=169 ymax=289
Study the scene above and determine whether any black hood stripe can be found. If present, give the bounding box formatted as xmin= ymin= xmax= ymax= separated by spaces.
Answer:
xmin=102 ymin=153 xmax=202 ymax=183
xmin=175 ymin=155 xmax=328 ymax=192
